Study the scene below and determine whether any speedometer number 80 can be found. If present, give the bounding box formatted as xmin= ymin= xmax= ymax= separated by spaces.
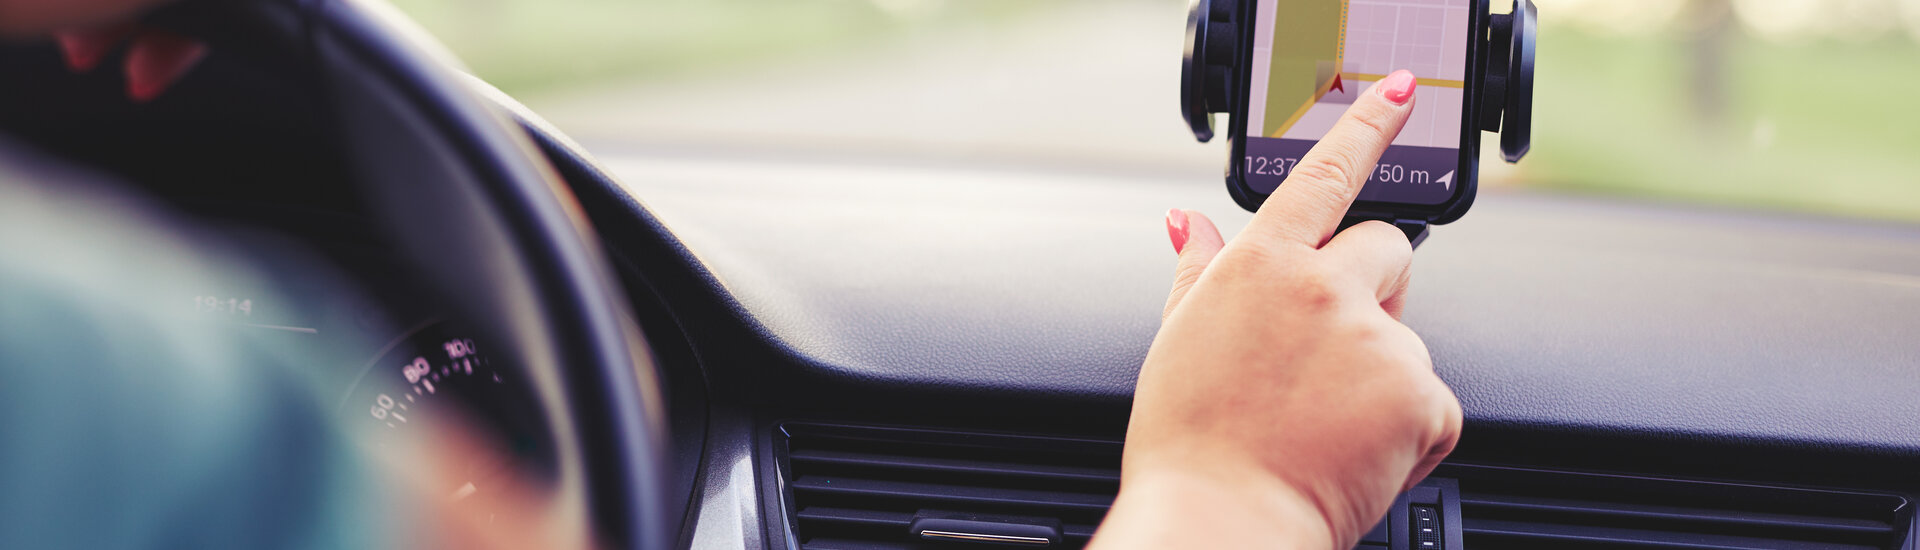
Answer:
xmin=402 ymin=357 xmax=431 ymax=384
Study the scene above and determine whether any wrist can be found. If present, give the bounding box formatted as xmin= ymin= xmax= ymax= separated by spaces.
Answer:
xmin=1092 ymin=462 xmax=1335 ymax=549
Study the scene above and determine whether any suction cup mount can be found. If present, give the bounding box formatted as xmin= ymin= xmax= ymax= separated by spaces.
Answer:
xmin=1479 ymin=0 xmax=1537 ymax=162
xmin=1180 ymin=0 xmax=1239 ymax=142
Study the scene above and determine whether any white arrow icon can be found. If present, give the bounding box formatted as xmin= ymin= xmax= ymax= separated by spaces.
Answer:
xmin=1435 ymin=170 xmax=1455 ymax=190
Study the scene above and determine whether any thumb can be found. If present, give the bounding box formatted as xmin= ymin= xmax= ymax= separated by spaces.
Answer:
xmin=1163 ymin=209 xmax=1224 ymax=321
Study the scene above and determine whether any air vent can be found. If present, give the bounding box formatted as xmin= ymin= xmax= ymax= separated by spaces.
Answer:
xmin=778 ymin=423 xmax=1122 ymax=550
xmin=1448 ymin=465 xmax=1914 ymax=550
xmin=777 ymin=425 xmax=1916 ymax=550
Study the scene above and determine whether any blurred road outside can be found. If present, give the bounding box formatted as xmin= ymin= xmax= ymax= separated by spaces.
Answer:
xmin=393 ymin=0 xmax=1920 ymax=222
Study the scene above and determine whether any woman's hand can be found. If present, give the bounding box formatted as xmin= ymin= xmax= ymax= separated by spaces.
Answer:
xmin=1090 ymin=70 xmax=1461 ymax=550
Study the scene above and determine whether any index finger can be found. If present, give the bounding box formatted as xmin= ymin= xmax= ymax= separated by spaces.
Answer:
xmin=1247 ymin=70 xmax=1419 ymax=249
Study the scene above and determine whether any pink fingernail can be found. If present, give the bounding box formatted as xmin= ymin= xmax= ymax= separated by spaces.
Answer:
xmin=125 ymin=30 xmax=208 ymax=103
xmin=1379 ymin=69 xmax=1416 ymax=106
xmin=1165 ymin=209 xmax=1190 ymax=254
xmin=55 ymin=25 xmax=134 ymax=72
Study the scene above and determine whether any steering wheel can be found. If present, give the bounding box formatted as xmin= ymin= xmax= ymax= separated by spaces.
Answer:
xmin=0 ymin=0 xmax=671 ymax=546
xmin=294 ymin=0 xmax=673 ymax=547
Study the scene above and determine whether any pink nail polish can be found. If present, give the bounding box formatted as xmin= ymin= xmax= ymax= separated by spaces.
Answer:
xmin=125 ymin=30 xmax=208 ymax=103
xmin=55 ymin=25 xmax=134 ymax=72
xmin=1379 ymin=70 xmax=1417 ymax=106
xmin=1166 ymin=208 xmax=1190 ymax=254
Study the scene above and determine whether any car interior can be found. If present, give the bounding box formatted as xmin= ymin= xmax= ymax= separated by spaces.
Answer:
xmin=3 ymin=0 xmax=1918 ymax=549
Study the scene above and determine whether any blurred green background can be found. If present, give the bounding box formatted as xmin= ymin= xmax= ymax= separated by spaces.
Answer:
xmin=389 ymin=0 xmax=1920 ymax=222
xmin=1531 ymin=1 xmax=1920 ymax=222
xmin=388 ymin=0 xmax=1034 ymax=93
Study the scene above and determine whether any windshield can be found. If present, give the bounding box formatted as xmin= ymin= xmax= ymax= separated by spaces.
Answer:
xmin=393 ymin=0 xmax=1920 ymax=222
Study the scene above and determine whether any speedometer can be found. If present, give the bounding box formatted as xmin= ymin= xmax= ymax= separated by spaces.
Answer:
xmin=338 ymin=320 xmax=557 ymax=500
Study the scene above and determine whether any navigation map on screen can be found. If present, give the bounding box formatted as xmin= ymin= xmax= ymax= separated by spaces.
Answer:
xmin=1241 ymin=0 xmax=1471 ymax=205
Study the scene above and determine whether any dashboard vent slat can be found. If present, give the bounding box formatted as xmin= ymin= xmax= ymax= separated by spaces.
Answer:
xmin=1461 ymin=494 xmax=1898 ymax=537
xmin=782 ymin=424 xmax=1121 ymax=550
xmin=795 ymin=507 xmax=915 ymax=529
xmin=801 ymin=538 xmax=917 ymax=550
xmin=1448 ymin=465 xmax=1912 ymax=550
xmin=792 ymin=477 xmax=1114 ymax=512
xmin=790 ymin=448 xmax=1121 ymax=483
xmin=1466 ymin=518 xmax=1878 ymax=550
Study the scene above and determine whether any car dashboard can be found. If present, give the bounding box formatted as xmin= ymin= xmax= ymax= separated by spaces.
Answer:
xmin=568 ymin=146 xmax=1920 ymax=549
xmin=3 ymin=0 xmax=1919 ymax=547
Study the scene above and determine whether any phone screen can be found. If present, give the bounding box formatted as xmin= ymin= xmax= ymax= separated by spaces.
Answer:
xmin=1241 ymin=0 xmax=1473 ymax=206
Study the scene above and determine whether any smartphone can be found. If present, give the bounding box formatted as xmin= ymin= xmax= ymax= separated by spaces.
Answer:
xmin=1226 ymin=0 xmax=1488 ymax=224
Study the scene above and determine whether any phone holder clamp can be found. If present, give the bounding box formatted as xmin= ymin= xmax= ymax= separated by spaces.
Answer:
xmin=1180 ymin=0 xmax=1239 ymax=143
xmin=1480 ymin=0 xmax=1536 ymax=162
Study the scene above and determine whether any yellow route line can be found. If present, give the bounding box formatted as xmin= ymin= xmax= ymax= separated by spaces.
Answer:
xmin=1343 ymin=72 xmax=1467 ymax=88
xmin=1335 ymin=0 xmax=1347 ymax=74
xmin=1267 ymin=71 xmax=1467 ymax=139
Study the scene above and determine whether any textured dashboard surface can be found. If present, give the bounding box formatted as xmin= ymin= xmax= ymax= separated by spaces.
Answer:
xmin=603 ymin=153 xmax=1920 ymax=467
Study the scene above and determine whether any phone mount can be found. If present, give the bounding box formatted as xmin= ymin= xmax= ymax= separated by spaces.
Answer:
xmin=1181 ymin=0 xmax=1537 ymax=162
xmin=1481 ymin=0 xmax=1536 ymax=162
xmin=1180 ymin=0 xmax=1239 ymax=143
